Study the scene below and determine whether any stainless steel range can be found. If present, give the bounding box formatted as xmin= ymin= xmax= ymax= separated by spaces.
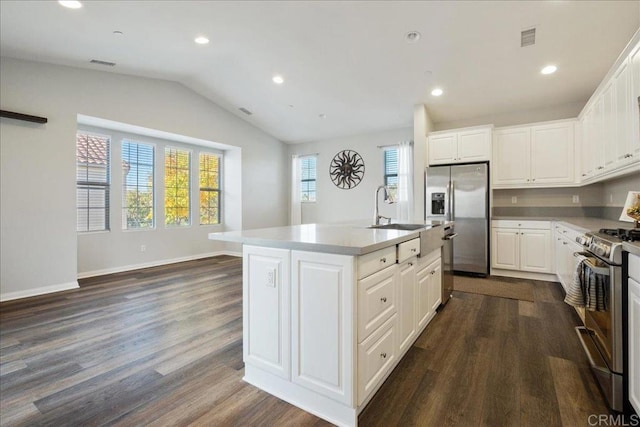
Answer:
xmin=574 ymin=228 xmax=638 ymax=412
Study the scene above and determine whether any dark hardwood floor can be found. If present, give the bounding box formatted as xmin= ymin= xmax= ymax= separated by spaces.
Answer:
xmin=0 ymin=256 xmax=609 ymax=426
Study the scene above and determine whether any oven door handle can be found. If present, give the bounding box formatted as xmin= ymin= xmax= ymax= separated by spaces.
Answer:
xmin=573 ymin=252 xmax=610 ymax=276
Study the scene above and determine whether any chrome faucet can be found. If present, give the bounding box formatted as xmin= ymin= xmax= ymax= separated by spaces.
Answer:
xmin=374 ymin=185 xmax=395 ymax=225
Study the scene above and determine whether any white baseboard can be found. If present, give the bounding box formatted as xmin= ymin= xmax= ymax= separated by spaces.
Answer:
xmin=77 ymin=251 xmax=241 ymax=279
xmin=0 ymin=281 xmax=79 ymax=302
xmin=490 ymin=268 xmax=558 ymax=282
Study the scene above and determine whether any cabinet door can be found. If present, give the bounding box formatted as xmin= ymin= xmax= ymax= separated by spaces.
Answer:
xmin=630 ymin=43 xmax=640 ymax=160
xmin=614 ymin=59 xmax=633 ymax=166
xmin=291 ymin=250 xmax=354 ymax=404
xmin=530 ymin=122 xmax=575 ymax=185
xmin=397 ymin=258 xmax=417 ymax=355
xmin=428 ymin=259 xmax=442 ymax=315
xmin=357 ymin=264 xmax=397 ymax=342
xmin=493 ymin=128 xmax=530 ymax=186
xmin=520 ymin=229 xmax=552 ymax=273
xmin=243 ymin=245 xmax=291 ymax=379
xmin=601 ymin=81 xmax=617 ymax=171
xmin=629 ymin=276 xmax=640 ymax=414
xmin=581 ymin=107 xmax=594 ymax=181
xmin=457 ymin=128 xmax=491 ymax=162
xmin=428 ymin=133 xmax=457 ymax=165
xmin=491 ymin=228 xmax=520 ymax=270
xmin=592 ymin=97 xmax=606 ymax=175
xmin=416 ymin=265 xmax=431 ymax=331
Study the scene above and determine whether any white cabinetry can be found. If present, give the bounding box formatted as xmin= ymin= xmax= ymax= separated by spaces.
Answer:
xmin=291 ymin=250 xmax=354 ymax=404
xmin=552 ymin=222 xmax=585 ymax=293
xmin=242 ymin=238 xmax=443 ymax=427
xmin=578 ymin=35 xmax=640 ymax=184
xmin=491 ymin=220 xmax=552 ymax=273
xmin=428 ymin=126 xmax=491 ymax=165
xmin=416 ymin=255 xmax=441 ymax=330
xmin=397 ymin=257 xmax=417 ymax=355
xmin=243 ymin=246 xmax=291 ymax=379
xmin=493 ymin=120 xmax=575 ymax=188
xmin=629 ymin=252 xmax=640 ymax=414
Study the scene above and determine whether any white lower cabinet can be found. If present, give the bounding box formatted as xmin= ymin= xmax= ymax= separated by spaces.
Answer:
xmin=552 ymin=222 xmax=584 ymax=293
xmin=291 ymin=250 xmax=355 ymax=405
xmin=397 ymin=257 xmax=417 ymax=355
xmin=416 ymin=257 xmax=441 ymax=330
xmin=243 ymin=242 xmax=443 ymax=427
xmin=491 ymin=220 xmax=552 ymax=274
xmin=628 ymin=253 xmax=640 ymax=414
xmin=243 ymin=245 xmax=291 ymax=379
xmin=357 ymin=314 xmax=397 ymax=405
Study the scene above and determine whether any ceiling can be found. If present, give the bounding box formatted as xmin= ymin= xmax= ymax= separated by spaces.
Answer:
xmin=1 ymin=1 xmax=639 ymax=143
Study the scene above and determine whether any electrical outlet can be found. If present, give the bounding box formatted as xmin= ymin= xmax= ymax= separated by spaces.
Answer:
xmin=610 ymin=194 xmax=614 ymax=203
xmin=572 ymin=195 xmax=580 ymax=204
xmin=266 ymin=268 xmax=276 ymax=287
xmin=511 ymin=196 xmax=517 ymax=204
xmin=140 ymin=245 xmax=146 ymax=252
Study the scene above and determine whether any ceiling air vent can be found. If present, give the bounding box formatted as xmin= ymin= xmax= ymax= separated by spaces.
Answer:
xmin=521 ymin=28 xmax=536 ymax=47
xmin=238 ymin=107 xmax=253 ymax=116
xmin=90 ymin=59 xmax=116 ymax=67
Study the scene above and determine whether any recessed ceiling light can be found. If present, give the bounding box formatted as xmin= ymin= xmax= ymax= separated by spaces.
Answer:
xmin=58 ymin=1 xmax=82 ymax=9
xmin=194 ymin=36 xmax=209 ymax=45
xmin=319 ymin=113 xmax=326 ymax=119
xmin=405 ymin=31 xmax=421 ymax=43
xmin=541 ymin=65 xmax=557 ymax=75
xmin=113 ymin=31 xmax=124 ymax=36
xmin=272 ymin=75 xmax=284 ymax=85
xmin=431 ymin=88 xmax=444 ymax=97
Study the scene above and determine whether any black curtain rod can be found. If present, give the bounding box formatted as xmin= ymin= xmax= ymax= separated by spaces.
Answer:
xmin=0 ymin=110 xmax=48 ymax=124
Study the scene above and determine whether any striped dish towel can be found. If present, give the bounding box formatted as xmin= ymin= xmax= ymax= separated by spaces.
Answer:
xmin=564 ymin=255 xmax=608 ymax=311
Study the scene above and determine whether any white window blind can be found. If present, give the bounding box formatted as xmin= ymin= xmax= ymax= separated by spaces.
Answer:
xmin=76 ymin=132 xmax=110 ymax=232
xmin=300 ymin=156 xmax=317 ymax=202
xmin=122 ymin=140 xmax=154 ymax=229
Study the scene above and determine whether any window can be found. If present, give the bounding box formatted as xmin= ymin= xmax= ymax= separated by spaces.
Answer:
xmin=76 ymin=132 xmax=110 ymax=232
xmin=164 ymin=147 xmax=191 ymax=226
xmin=300 ymin=156 xmax=317 ymax=202
xmin=199 ymin=152 xmax=221 ymax=225
xmin=122 ymin=140 xmax=154 ymax=229
xmin=384 ymin=148 xmax=398 ymax=199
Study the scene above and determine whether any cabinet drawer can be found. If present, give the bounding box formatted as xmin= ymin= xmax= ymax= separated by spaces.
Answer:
xmin=358 ymin=265 xmax=397 ymax=342
xmin=493 ymin=220 xmax=550 ymax=230
xmin=630 ymin=253 xmax=640 ymax=283
xmin=357 ymin=314 xmax=397 ymax=405
xmin=358 ymin=246 xmax=397 ymax=280
xmin=397 ymin=238 xmax=421 ymax=263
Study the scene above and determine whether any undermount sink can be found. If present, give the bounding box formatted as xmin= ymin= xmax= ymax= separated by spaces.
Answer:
xmin=368 ymin=223 xmax=427 ymax=231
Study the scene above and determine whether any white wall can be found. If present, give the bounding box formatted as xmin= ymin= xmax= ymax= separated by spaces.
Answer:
xmin=289 ymin=127 xmax=413 ymax=224
xmin=0 ymin=57 xmax=288 ymax=300
xmin=433 ymin=101 xmax=584 ymax=131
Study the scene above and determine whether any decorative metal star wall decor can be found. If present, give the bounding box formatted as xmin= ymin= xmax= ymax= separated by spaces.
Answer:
xmin=329 ymin=149 xmax=365 ymax=189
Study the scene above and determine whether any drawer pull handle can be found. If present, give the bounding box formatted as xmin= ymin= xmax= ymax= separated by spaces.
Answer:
xmin=380 ymin=257 xmax=386 ymax=263
xmin=408 ymin=262 xmax=413 ymax=266
xmin=380 ymin=352 xmax=387 ymax=359
xmin=380 ymin=297 xmax=387 ymax=303
xmin=411 ymin=248 xmax=417 ymax=252
xmin=563 ymin=242 xmax=568 ymax=245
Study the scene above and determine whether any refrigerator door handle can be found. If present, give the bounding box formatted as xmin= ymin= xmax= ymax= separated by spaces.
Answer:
xmin=450 ymin=180 xmax=455 ymax=220
xmin=445 ymin=181 xmax=451 ymax=221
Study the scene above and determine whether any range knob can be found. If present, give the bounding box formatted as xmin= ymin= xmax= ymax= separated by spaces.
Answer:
xmin=576 ymin=236 xmax=589 ymax=246
xmin=591 ymin=243 xmax=609 ymax=258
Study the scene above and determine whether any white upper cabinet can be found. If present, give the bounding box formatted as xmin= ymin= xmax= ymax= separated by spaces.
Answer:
xmin=630 ymin=43 xmax=640 ymax=160
xmin=578 ymin=32 xmax=640 ymax=184
xmin=530 ymin=122 xmax=575 ymax=184
xmin=428 ymin=126 xmax=491 ymax=165
xmin=493 ymin=120 xmax=576 ymax=188
xmin=493 ymin=127 xmax=530 ymax=185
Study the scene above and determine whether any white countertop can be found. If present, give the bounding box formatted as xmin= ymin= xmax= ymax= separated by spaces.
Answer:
xmin=208 ymin=221 xmax=448 ymax=256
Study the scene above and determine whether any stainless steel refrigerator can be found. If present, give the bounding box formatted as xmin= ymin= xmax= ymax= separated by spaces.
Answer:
xmin=425 ymin=162 xmax=489 ymax=276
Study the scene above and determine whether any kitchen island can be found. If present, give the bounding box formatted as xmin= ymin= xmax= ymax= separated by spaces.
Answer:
xmin=208 ymin=222 xmax=447 ymax=427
